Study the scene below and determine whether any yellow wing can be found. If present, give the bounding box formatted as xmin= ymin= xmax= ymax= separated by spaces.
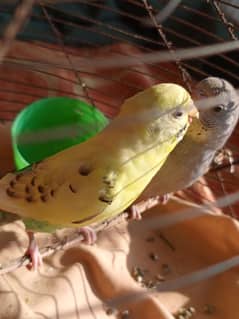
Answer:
xmin=0 ymin=128 xmax=178 ymax=228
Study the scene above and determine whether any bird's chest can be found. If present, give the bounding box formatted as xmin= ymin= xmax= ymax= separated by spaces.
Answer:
xmin=116 ymin=140 xmax=172 ymax=197
xmin=179 ymin=139 xmax=215 ymax=182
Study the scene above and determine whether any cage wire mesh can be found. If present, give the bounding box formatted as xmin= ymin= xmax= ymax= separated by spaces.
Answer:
xmin=0 ymin=1 xmax=239 ymax=210
xmin=0 ymin=0 xmax=239 ymax=317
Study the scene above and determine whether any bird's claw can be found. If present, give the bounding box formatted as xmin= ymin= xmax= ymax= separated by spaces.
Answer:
xmin=127 ymin=194 xmax=171 ymax=220
xmin=158 ymin=193 xmax=170 ymax=205
xmin=213 ymin=148 xmax=235 ymax=173
xmin=25 ymin=231 xmax=43 ymax=271
xmin=128 ymin=204 xmax=142 ymax=220
xmin=78 ymin=226 xmax=97 ymax=245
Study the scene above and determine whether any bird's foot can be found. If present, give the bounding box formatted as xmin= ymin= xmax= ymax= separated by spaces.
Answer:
xmin=78 ymin=226 xmax=97 ymax=245
xmin=128 ymin=204 xmax=143 ymax=220
xmin=213 ymin=148 xmax=235 ymax=173
xmin=159 ymin=193 xmax=170 ymax=205
xmin=127 ymin=194 xmax=171 ymax=220
xmin=25 ymin=231 xmax=43 ymax=271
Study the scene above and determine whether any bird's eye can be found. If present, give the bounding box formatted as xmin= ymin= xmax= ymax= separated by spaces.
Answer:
xmin=213 ymin=105 xmax=224 ymax=112
xmin=199 ymin=89 xmax=206 ymax=97
xmin=173 ymin=110 xmax=184 ymax=118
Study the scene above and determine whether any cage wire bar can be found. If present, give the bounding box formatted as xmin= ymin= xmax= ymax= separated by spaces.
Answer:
xmin=0 ymin=0 xmax=238 ymax=120
xmin=0 ymin=1 xmax=238 ymax=87
xmin=0 ymin=7 xmax=238 ymax=126
xmin=0 ymin=1 xmax=238 ymax=78
xmin=0 ymin=0 xmax=239 ymax=297
xmin=0 ymin=1 xmax=238 ymax=104
xmin=0 ymin=6 xmax=238 ymax=207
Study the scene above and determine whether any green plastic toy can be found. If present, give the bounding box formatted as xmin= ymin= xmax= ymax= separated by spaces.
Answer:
xmin=11 ymin=97 xmax=109 ymax=170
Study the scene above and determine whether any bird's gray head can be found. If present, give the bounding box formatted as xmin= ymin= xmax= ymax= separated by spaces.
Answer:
xmin=195 ymin=77 xmax=239 ymax=134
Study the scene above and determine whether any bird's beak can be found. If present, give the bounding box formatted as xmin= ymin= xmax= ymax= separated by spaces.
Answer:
xmin=189 ymin=102 xmax=199 ymax=122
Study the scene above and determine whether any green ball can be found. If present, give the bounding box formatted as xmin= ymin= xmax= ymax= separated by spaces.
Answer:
xmin=12 ymin=97 xmax=109 ymax=170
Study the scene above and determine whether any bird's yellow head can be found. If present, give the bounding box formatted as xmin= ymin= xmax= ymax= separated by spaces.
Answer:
xmin=119 ymin=83 xmax=194 ymax=143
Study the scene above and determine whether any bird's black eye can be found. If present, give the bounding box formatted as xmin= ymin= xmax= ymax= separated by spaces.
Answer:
xmin=213 ymin=105 xmax=224 ymax=112
xmin=199 ymin=89 xmax=206 ymax=97
xmin=173 ymin=110 xmax=184 ymax=118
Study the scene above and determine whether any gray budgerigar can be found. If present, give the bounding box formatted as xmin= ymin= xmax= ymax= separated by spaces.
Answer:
xmin=131 ymin=77 xmax=239 ymax=217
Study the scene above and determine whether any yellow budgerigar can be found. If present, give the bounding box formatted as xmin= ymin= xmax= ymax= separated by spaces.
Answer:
xmin=0 ymin=83 xmax=193 ymax=269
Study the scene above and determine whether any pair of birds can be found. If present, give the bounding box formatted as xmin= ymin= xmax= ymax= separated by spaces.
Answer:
xmin=0 ymin=77 xmax=238 ymax=270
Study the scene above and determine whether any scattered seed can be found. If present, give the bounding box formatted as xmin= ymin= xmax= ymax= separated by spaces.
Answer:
xmin=149 ymin=252 xmax=159 ymax=261
xmin=155 ymin=274 xmax=165 ymax=282
xmin=131 ymin=266 xmax=146 ymax=284
xmin=146 ymin=236 xmax=155 ymax=242
xmin=136 ymin=275 xmax=143 ymax=283
xmin=120 ymin=309 xmax=130 ymax=319
xmin=161 ymin=263 xmax=171 ymax=275
xmin=186 ymin=309 xmax=193 ymax=317
xmin=178 ymin=308 xmax=186 ymax=315
xmin=158 ymin=232 xmax=175 ymax=251
xmin=132 ymin=266 xmax=145 ymax=278
xmin=105 ymin=307 xmax=115 ymax=316
xmin=142 ymin=268 xmax=150 ymax=274
xmin=202 ymin=304 xmax=216 ymax=315
xmin=188 ymin=307 xmax=196 ymax=314
xmin=174 ymin=306 xmax=196 ymax=318
xmin=50 ymin=189 xmax=55 ymax=197
xmin=144 ymin=279 xmax=156 ymax=289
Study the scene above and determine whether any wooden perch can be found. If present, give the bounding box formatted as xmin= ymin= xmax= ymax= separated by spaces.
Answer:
xmin=0 ymin=196 xmax=210 ymax=275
